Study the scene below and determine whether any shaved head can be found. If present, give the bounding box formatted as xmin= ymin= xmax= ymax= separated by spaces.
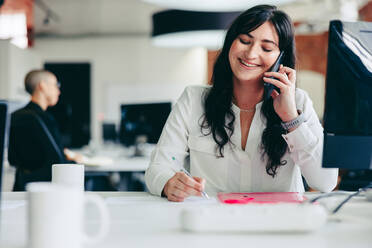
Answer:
xmin=24 ymin=69 xmax=56 ymax=95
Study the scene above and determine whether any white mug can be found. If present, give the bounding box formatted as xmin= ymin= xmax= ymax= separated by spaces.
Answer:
xmin=366 ymin=188 xmax=372 ymax=201
xmin=27 ymin=182 xmax=110 ymax=248
xmin=52 ymin=164 xmax=85 ymax=190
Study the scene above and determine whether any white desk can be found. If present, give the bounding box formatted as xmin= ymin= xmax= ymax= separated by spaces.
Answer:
xmin=84 ymin=156 xmax=150 ymax=172
xmin=72 ymin=144 xmax=151 ymax=172
xmin=76 ymin=144 xmax=150 ymax=190
xmin=1 ymin=192 xmax=372 ymax=248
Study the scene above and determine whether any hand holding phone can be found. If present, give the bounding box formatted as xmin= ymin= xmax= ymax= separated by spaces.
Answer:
xmin=264 ymin=51 xmax=284 ymax=100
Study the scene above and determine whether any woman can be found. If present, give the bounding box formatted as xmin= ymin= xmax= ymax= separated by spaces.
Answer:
xmin=145 ymin=5 xmax=338 ymax=202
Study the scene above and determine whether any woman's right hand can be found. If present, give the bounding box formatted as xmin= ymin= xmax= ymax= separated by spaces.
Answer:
xmin=163 ymin=172 xmax=205 ymax=202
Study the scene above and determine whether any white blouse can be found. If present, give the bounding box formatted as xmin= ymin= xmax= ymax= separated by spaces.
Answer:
xmin=145 ymin=85 xmax=338 ymax=196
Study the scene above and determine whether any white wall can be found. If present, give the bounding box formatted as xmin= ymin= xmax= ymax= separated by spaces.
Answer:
xmin=297 ymin=70 xmax=326 ymax=119
xmin=0 ymin=40 xmax=41 ymax=102
xmin=9 ymin=44 xmax=42 ymax=101
xmin=32 ymin=36 xmax=208 ymax=143
xmin=0 ymin=40 xmax=10 ymax=99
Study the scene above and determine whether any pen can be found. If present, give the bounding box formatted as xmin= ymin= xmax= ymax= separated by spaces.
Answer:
xmin=171 ymin=157 xmax=209 ymax=199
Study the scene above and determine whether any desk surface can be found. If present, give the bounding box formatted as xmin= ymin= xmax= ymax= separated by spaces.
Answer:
xmin=1 ymin=192 xmax=372 ymax=248
xmin=73 ymin=144 xmax=151 ymax=172
xmin=84 ymin=156 xmax=150 ymax=172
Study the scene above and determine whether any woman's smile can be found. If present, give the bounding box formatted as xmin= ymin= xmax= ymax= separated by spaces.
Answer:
xmin=238 ymin=58 xmax=261 ymax=69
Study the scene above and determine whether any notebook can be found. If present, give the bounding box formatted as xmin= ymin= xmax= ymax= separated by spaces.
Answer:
xmin=217 ymin=192 xmax=306 ymax=204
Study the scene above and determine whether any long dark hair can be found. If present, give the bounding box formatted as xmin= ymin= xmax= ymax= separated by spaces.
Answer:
xmin=201 ymin=5 xmax=296 ymax=177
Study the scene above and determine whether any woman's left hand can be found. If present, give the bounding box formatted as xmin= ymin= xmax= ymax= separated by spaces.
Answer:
xmin=263 ymin=65 xmax=298 ymax=122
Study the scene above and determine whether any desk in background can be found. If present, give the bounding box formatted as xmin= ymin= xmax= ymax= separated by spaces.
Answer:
xmin=73 ymin=143 xmax=151 ymax=172
xmin=84 ymin=156 xmax=149 ymax=172
xmin=72 ymin=143 xmax=152 ymax=191
xmin=1 ymin=191 xmax=372 ymax=248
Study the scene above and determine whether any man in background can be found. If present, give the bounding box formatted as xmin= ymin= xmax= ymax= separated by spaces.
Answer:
xmin=8 ymin=69 xmax=83 ymax=191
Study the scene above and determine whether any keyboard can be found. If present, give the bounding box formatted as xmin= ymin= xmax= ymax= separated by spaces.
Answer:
xmin=180 ymin=203 xmax=328 ymax=233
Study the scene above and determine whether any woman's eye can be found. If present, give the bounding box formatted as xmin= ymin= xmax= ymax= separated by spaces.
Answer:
xmin=263 ymin=47 xmax=273 ymax=52
xmin=239 ymin=38 xmax=250 ymax=45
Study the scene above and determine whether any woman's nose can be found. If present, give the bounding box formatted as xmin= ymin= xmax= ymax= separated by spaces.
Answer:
xmin=244 ymin=44 xmax=260 ymax=59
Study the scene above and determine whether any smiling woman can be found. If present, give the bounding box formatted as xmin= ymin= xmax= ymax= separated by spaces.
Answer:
xmin=202 ymin=4 xmax=297 ymax=176
xmin=145 ymin=5 xmax=338 ymax=202
xmin=228 ymin=22 xmax=281 ymax=85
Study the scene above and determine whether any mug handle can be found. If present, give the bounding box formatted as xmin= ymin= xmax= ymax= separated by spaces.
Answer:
xmin=82 ymin=194 xmax=110 ymax=245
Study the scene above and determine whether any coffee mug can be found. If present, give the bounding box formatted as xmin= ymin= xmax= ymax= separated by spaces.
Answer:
xmin=52 ymin=164 xmax=85 ymax=190
xmin=27 ymin=182 xmax=110 ymax=248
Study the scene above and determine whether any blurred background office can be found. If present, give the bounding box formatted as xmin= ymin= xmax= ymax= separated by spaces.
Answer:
xmin=0 ymin=0 xmax=371 ymax=191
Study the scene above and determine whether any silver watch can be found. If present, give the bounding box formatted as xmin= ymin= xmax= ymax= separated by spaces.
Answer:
xmin=281 ymin=110 xmax=304 ymax=131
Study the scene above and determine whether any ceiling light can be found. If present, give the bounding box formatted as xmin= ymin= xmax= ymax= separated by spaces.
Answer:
xmin=0 ymin=13 xmax=27 ymax=49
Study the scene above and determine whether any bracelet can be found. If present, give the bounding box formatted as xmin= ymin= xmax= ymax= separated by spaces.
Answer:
xmin=281 ymin=110 xmax=304 ymax=131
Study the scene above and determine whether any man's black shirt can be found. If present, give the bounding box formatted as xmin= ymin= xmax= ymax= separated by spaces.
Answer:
xmin=8 ymin=101 xmax=72 ymax=190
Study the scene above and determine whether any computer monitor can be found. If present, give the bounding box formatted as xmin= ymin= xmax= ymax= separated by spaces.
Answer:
xmin=119 ymin=102 xmax=172 ymax=146
xmin=322 ymin=20 xmax=372 ymax=170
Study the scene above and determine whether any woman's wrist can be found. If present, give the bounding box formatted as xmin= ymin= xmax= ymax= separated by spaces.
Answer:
xmin=280 ymin=109 xmax=298 ymax=122
xmin=281 ymin=110 xmax=304 ymax=132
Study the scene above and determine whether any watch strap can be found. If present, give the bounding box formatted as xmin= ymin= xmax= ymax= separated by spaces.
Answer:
xmin=281 ymin=110 xmax=304 ymax=131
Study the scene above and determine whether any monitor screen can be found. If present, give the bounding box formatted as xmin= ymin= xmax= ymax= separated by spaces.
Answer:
xmin=322 ymin=20 xmax=372 ymax=170
xmin=102 ymin=123 xmax=117 ymax=142
xmin=119 ymin=102 xmax=172 ymax=146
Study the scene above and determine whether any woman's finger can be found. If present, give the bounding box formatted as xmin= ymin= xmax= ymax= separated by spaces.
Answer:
xmin=264 ymin=71 xmax=291 ymax=85
xmin=193 ymin=177 xmax=205 ymax=188
xmin=281 ymin=66 xmax=296 ymax=83
xmin=174 ymin=180 xmax=200 ymax=196
xmin=168 ymin=193 xmax=184 ymax=202
xmin=177 ymin=178 xmax=201 ymax=196
xmin=172 ymin=187 xmax=189 ymax=198
xmin=177 ymin=172 xmax=203 ymax=191
xmin=263 ymin=76 xmax=287 ymax=90
xmin=271 ymin=89 xmax=280 ymax=99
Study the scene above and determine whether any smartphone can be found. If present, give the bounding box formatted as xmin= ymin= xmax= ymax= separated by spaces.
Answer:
xmin=264 ymin=51 xmax=284 ymax=100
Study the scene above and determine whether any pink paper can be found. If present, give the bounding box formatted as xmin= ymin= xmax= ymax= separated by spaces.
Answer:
xmin=218 ymin=192 xmax=306 ymax=204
